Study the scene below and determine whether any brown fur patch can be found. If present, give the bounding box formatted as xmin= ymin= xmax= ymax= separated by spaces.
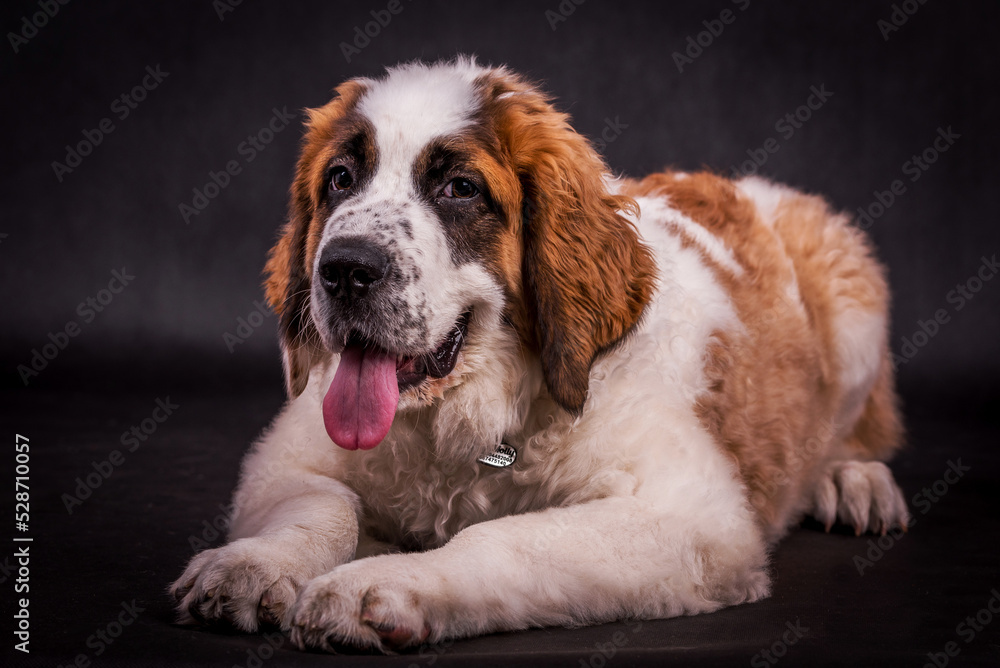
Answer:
xmin=410 ymin=133 xmax=525 ymax=306
xmin=770 ymin=193 xmax=903 ymax=464
xmin=263 ymin=79 xmax=369 ymax=396
xmin=622 ymin=171 xmax=901 ymax=533
xmin=477 ymin=72 xmax=658 ymax=413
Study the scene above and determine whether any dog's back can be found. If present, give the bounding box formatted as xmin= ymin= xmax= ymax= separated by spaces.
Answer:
xmin=619 ymin=171 xmax=903 ymax=538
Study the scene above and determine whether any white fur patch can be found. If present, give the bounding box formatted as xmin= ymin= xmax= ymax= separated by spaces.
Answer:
xmin=736 ymin=175 xmax=797 ymax=229
xmin=639 ymin=197 xmax=746 ymax=278
xmin=358 ymin=60 xmax=481 ymax=194
xmin=832 ymin=307 xmax=886 ymax=431
xmin=736 ymin=176 xmax=804 ymax=308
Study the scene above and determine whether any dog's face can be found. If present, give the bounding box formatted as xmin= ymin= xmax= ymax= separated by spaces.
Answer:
xmin=265 ymin=59 xmax=655 ymax=450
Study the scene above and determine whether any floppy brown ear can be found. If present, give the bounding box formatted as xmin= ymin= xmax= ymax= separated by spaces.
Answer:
xmin=263 ymin=80 xmax=369 ymax=397
xmin=263 ymin=207 xmax=320 ymax=398
xmin=501 ymin=87 xmax=656 ymax=413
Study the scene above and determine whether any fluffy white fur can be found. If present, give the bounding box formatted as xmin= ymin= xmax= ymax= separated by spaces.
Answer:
xmin=178 ymin=218 xmax=770 ymax=646
xmin=171 ymin=60 xmax=907 ymax=653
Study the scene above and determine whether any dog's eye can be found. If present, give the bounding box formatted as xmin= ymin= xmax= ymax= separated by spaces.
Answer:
xmin=442 ymin=177 xmax=478 ymax=199
xmin=329 ymin=166 xmax=353 ymax=192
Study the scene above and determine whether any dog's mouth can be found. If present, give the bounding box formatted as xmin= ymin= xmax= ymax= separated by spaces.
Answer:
xmin=322 ymin=311 xmax=471 ymax=451
xmin=395 ymin=311 xmax=470 ymax=392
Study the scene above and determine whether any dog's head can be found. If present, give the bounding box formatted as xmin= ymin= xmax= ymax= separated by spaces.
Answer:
xmin=265 ymin=58 xmax=655 ymax=450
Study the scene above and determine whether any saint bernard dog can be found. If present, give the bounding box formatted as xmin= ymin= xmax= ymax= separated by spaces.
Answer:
xmin=171 ymin=57 xmax=908 ymax=652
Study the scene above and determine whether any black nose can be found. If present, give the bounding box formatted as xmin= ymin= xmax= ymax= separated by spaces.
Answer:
xmin=318 ymin=240 xmax=389 ymax=299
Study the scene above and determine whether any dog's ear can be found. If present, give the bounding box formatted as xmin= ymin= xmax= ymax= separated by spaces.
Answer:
xmin=263 ymin=81 xmax=368 ymax=397
xmin=495 ymin=82 xmax=657 ymax=414
xmin=264 ymin=205 xmax=319 ymax=398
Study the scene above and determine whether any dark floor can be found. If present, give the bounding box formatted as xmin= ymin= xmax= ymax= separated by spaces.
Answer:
xmin=2 ymin=378 xmax=999 ymax=667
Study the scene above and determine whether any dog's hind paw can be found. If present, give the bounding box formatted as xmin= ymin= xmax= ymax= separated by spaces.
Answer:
xmin=811 ymin=460 xmax=909 ymax=536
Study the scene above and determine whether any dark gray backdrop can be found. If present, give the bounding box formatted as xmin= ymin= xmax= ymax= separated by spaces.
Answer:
xmin=2 ymin=0 xmax=998 ymax=398
xmin=2 ymin=3 xmax=1000 ymax=666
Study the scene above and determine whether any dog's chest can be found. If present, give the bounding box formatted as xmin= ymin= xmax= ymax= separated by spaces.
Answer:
xmin=343 ymin=426 xmax=604 ymax=551
xmin=346 ymin=455 xmax=509 ymax=549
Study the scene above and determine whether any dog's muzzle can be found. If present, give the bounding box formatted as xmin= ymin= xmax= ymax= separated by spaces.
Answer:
xmin=313 ymin=238 xmax=471 ymax=452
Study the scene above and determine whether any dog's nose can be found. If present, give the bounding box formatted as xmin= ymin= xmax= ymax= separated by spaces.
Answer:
xmin=318 ymin=240 xmax=389 ymax=299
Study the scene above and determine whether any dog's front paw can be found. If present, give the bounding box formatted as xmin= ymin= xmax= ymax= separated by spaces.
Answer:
xmin=812 ymin=460 xmax=910 ymax=535
xmin=290 ymin=558 xmax=433 ymax=653
xmin=170 ymin=537 xmax=302 ymax=631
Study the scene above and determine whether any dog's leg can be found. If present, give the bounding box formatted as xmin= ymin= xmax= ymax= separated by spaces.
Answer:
xmin=289 ymin=494 xmax=769 ymax=652
xmin=170 ymin=397 xmax=360 ymax=631
xmin=809 ymin=357 xmax=908 ymax=536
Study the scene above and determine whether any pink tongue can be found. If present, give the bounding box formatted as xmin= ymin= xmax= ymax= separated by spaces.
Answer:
xmin=323 ymin=346 xmax=399 ymax=450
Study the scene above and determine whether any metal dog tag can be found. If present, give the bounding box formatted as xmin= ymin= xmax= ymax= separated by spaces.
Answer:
xmin=477 ymin=443 xmax=517 ymax=468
